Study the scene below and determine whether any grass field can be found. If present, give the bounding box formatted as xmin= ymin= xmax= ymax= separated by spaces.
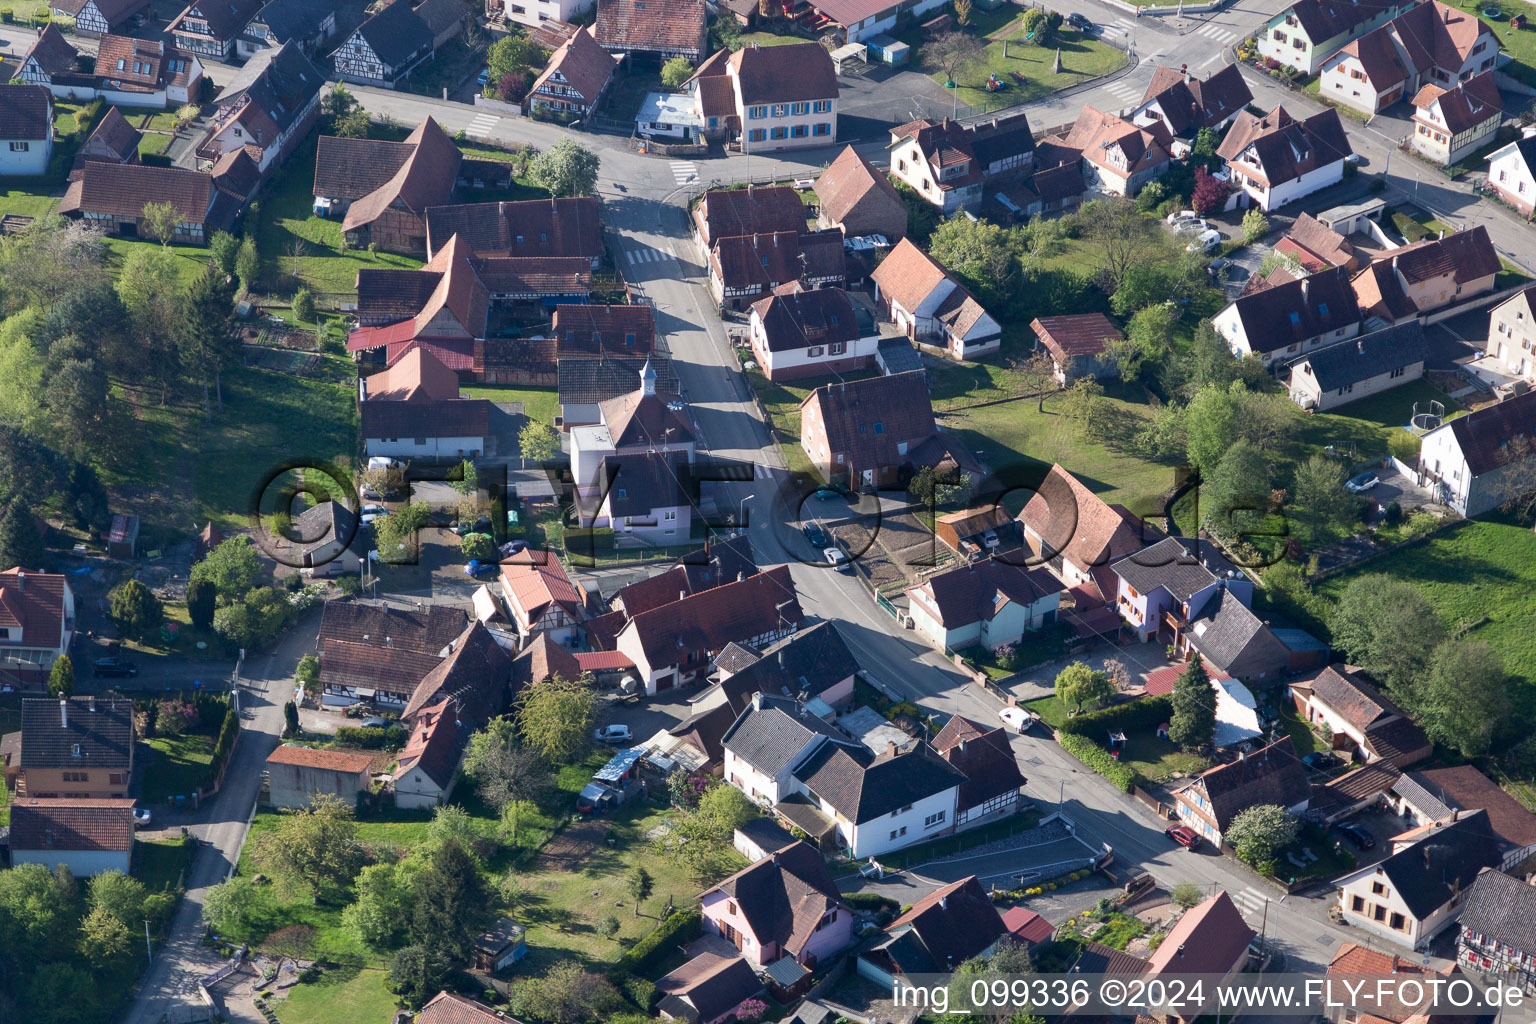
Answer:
xmin=135 ymin=838 xmax=195 ymax=894
xmin=138 ymin=133 xmax=174 ymax=157
xmin=139 ymin=731 xmax=219 ymax=804
xmin=936 ymin=16 xmax=1128 ymax=110
xmin=1314 ymin=517 xmax=1536 ymax=690
xmin=460 ymin=383 xmax=558 ymax=425
xmin=274 ymin=964 xmax=399 ymax=1024
xmin=1116 ymin=732 xmax=1208 ymax=783
xmin=1275 ymin=707 xmax=1325 ymax=758
xmin=0 ymin=188 xmax=59 ymax=219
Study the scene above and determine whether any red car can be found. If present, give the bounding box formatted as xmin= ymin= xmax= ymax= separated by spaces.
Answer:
xmin=1166 ymin=825 xmax=1201 ymax=850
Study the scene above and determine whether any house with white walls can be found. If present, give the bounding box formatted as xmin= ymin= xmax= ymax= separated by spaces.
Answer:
xmin=721 ymin=694 xmax=856 ymax=806
xmin=1417 ymin=388 xmax=1536 ymax=517
xmin=1216 ymin=105 xmax=1353 ymax=210
xmin=790 ymin=740 xmax=965 ymax=859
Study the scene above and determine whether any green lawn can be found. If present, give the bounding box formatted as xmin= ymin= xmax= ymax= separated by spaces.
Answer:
xmin=1275 ymin=707 xmax=1325 ymax=758
xmin=1062 ymin=911 xmax=1146 ymax=949
xmin=1025 ymin=694 xmax=1069 ymax=730
xmin=135 ymin=838 xmax=194 ymax=894
xmin=1117 ymin=732 xmax=1209 ymax=783
xmin=1269 ymin=822 xmax=1357 ymax=884
xmin=1389 ymin=206 xmax=1452 ymax=244
xmin=935 ymin=19 xmax=1127 ymax=110
xmin=1314 ymin=517 xmax=1536 ymax=691
xmin=460 ymin=383 xmax=558 ymax=425
xmin=274 ymin=964 xmax=400 ymax=1024
xmin=0 ymin=188 xmax=59 ymax=219
xmin=102 ymin=236 xmax=226 ymax=288
xmin=130 ymin=110 xmax=184 ymax=132
xmin=737 ymin=29 xmax=815 ymax=47
xmin=139 ymin=731 xmax=218 ymax=804
xmin=138 ymin=133 xmax=174 ymax=157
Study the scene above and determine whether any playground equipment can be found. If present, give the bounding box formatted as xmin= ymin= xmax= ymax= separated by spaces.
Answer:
xmin=1411 ymin=399 xmax=1445 ymax=433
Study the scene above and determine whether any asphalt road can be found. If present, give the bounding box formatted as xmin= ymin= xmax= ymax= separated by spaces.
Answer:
xmin=120 ymin=611 xmax=316 ymax=1024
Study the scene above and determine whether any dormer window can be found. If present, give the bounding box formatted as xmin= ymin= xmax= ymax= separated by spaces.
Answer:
xmin=1289 ymin=312 xmax=1300 ymax=324
xmin=1318 ymin=303 xmax=1329 ymax=316
xmin=72 ymin=743 xmax=83 ymax=757
xmin=624 ymin=333 xmax=635 ymax=345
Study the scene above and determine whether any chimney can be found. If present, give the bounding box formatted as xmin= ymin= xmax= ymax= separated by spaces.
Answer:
xmin=778 ymin=650 xmax=786 ymax=668
xmin=939 ymin=896 xmax=947 ymax=910
xmin=886 ymin=740 xmax=898 ymax=757
xmin=1301 ymin=278 xmax=1309 ymax=302
xmin=16 ymin=571 xmax=23 ymax=589
xmin=753 ymin=691 xmax=763 ymax=711
xmin=60 ymin=699 xmax=67 ymax=729
xmin=959 ymin=738 xmax=967 ymax=754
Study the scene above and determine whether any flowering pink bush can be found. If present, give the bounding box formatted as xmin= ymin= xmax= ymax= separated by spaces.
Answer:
xmin=734 ymin=998 xmax=769 ymax=1023
xmin=157 ymin=699 xmax=201 ymax=736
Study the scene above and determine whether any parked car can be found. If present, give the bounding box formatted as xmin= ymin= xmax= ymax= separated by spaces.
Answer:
xmin=367 ymin=456 xmax=404 ymax=471
xmin=1302 ymin=751 xmax=1338 ymax=769
xmin=1345 ymin=472 xmax=1380 ymax=493
xmin=1166 ymin=825 xmax=1201 ymax=850
xmin=360 ymin=503 xmax=388 ymax=517
xmin=825 ymin=546 xmax=851 ymax=570
xmin=477 ymin=67 xmax=490 ymax=87
xmin=845 ymin=234 xmax=891 ymax=253
xmin=998 ymin=707 xmax=1037 ymax=733
xmin=1167 ymin=209 xmax=1199 ymax=226
xmin=802 ymin=522 xmax=828 ymax=548
xmin=132 ymin=807 xmax=152 ymax=828
xmin=1334 ymin=821 xmax=1376 ymax=849
xmin=593 ymin=724 xmax=633 ymax=745
xmin=93 ymin=657 xmax=138 ymax=678
xmin=499 ymin=539 xmax=528 ymax=558
xmin=814 ymin=486 xmax=846 ymax=502
xmin=1187 ymin=228 xmax=1223 ymax=253
xmin=464 ymin=560 xmax=499 ymax=579
xmin=1067 ymin=11 xmax=1093 ymax=30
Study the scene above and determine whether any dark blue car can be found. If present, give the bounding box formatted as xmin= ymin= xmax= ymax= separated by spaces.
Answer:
xmin=464 ymin=560 xmax=499 ymax=579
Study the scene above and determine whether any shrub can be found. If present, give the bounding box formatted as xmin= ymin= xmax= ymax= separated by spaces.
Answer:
xmin=564 ymin=527 xmax=614 ymax=552
xmin=1057 ymin=695 xmax=1172 ymax=737
xmin=1059 ymin=733 xmax=1136 ymax=791
xmin=842 ymin=892 xmax=900 ymax=916
xmin=460 ymin=533 xmax=496 ymax=561
xmin=622 ymin=977 xmax=657 ymax=1011
xmin=335 ymin=725 xmax=408 ymax=750
xmin=609 ymin=909 xmax=701 ymax=982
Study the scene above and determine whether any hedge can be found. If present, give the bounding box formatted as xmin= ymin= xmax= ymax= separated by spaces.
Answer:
xmin=334 ymin=725 xmax=407 ymax=750
xmin=841 ymin=892 xmax=900 ymax=915
xmin=609 ymin=909 xmax=701 ymax=983
xmin=1058 ymin=733 xmax=1136 ymax=792
xmin=563 ymin=526 xmax=615 ymax=552
xmin=1057 ymin=695 xmax=1173 ymax=738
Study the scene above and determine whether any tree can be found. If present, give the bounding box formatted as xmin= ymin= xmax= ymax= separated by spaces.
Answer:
xmin=201 ymin=876 xmax=264 ymax=937
xmin=1055 ymin=662 xmax=1114 ymax=713
xmin=45 ymin=356 xmax=112 ymax=461
xmin=389 ymin=944 xmax=448 ymax=1009
xmin=0 ymin=501 xmax=45 ymax=572
xmin=1328 ymin=575 xmax=1444 ymax=696
xmin=179 ymin=263 xmax=238 ymax=417
xmin=1077 ymin=198 xmax=1156 ymax=293
xmin=1056 ymin=378 xmax=1103 ymax=438
xmin=517 ymin=674 xmax=595 ymax=763
xmin=409 ymin=836 xmax=492 ymax=960
xmin=335 ymin=108 xmax=371 ymax=138
xmin=509 ymin=961 xmax=621 ymax=1024
xmin=1011 ymin=349 xmax=1060 ymax=413
xmin=1225 ymin=804 xmax=1299 ymax=866
xmin=0 ymin=863 xmax=82 ymax=961
xmin=321 ymin=81 xmax=358 ymax=124
xmin=1241 ymin=208 xmax=1270 ymax=243
xmin=661 ymin=56 xmax=695 ymax=88
xmin=249 ymin=792 xmax=365 ymax=900
xmin=77 ymin=906 xmax=133 ymax=968
xmin=210 ymin=231 xmax=240 ymax=277
xmin=1201 ymin=439 xmax=1271 ymax=539
xmin=495 ymin=71 xmax=531 ymax=104
xmin=1191 ymin=166 xmax=1230 ymax=217
xmin=1492 ymin=435 xmax=1536 ymax=527
xmin=627 ymin=866 xmax=653 ymax=917
xmin=1416 ymin=641 xmax=1508 ymax=756
xmin=190 ymin=536 xmax=262 ymax=602
xmin=487 ymin=32 xmax=547 ymax=83
xmin=291 ymin=287 xmax=315 ymax=326
xmin=697 ymin=782 xmax=756 ymax=834
xmin=140 ymin=201 xmax=179 ymax=246
xmin=47 ymin=655 xmax=74 ymax=699
xmin=186 ymin=577 xmax=217 ymax=631
xmin=922 ymin=31 xmax=985 ymax=84
xmin=1168 ymin=658 xmax=1215 ymax=751
xmin=516 ymin=420 xmax=561 ymax=469
xmin=283 ymin=700 xmax=299 ymax=737
xmin=1288 ymin=455 xmax=1358 ymax=546
xmin=109 ymin=579 xmax=163 ymax=641
xmin=1183 ymin=381 xmax=1294 ymax=474
xmin=235 ymin=235 xmax=260 ymax=293
xmin=462 ymin=717 xmax=551 ymax=840
xmin=344 ymin=860 xmax=416 ymax=950
xmin=1192 ymin=126 xmax=1221 ymax=159
xmin=530 ymin=140 xmax=601 ymax=198
xmin=953 ymin=0 xmax=972 ymax=25
xmin=374 ymin=501 xmax=432 ymax=564
xmin=1170 ymin=882 xmax=1204 ymax=909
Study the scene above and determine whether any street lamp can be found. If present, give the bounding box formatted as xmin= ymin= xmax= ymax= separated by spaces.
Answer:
xmin=739 ymin=494 xmax=755 ymax=533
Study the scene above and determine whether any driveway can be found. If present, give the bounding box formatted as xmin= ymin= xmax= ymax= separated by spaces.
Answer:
xmin=1366 ymin=462 xmax=1436 ymax=512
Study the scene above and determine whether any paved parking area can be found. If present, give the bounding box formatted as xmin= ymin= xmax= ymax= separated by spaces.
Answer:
xmin=1367 ymin=462 xmax=1436 ymax=511
xmin=1422 ymin=308 xmax=1489 ymax=368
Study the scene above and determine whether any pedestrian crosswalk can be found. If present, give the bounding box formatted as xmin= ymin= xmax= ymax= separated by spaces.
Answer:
xmin=1107 ymin=17 xmax=1136 ymax=36
xmin=1193 ymin=21 xmax=1241 ymax=45
xmin=1102 ymin=77 xmax=1148 ymax=108
xmin=625 ymin=245 xmax=675 ymax=265
xmin=669 ymin=160 xmax=699 ymax=185
xmin=1229 ymin=886 xmax=1274 ymax=918
xmin=463 ymin=112 xmax=500 ymax=139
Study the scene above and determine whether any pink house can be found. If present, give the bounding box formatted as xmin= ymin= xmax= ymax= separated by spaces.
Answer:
xmin=697 ymin=840 xmax=852 ymax=968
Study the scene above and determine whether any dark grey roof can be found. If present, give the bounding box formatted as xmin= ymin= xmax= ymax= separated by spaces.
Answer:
xmin=318 ymin=598 xmax=467 ymax=653
xmin=1390 ymin=772 xmax=1455 ymax=820
xmin=216 ymin=41 xmax=323 ymax=137
xmin=1112 ymin=536 xmax=1237 ymax=602
xmin=736 ymin=816 xmax=796 ymax=854
xmin=720 ymin=622 xmax=860 ymax=704
xmin=764 ymin=955 xmax=810 ymax=987
xmin=249 ymin=0 xmax=334 ymax=42
xmin=352 ymin=0 xmax=430 ymax=67
xmin=592 ymin=451 xmax=691 ymax=518
xmin=1224 ymin=265 xmax=1361 ymax=355
xmin=1295 ymin=322 xmax=1431 ymax=391
xmin=291 ymin=499 xmax=357 ymax=555
xmin=1460 ymin=869 xmax=1536 ymax=951
xmin=877 ymin=336 xmax=923 ymax=374
xmin=558 ymin=354 xmax=677 ymax=406
xmin=1186 ymin=587 xmax=1289 ymax=680
xmin=793 ymin=740 xmax=966 ymax=824
xmin=0 ymin=85 xmax=52 ymax=141
xmin=714 ymin=642 xmax=761 ymax=676
xmin=682 ymin=533 xmax=757 ymax=593
xmin=720 ymin=695 xmax=849 ymax=778
xmin=1372 ymin=810 xmax=1501 ymax=919
xmin=359 ymin=398 xmax=491 ymax=440
xmin=20 ymin=698 xmax=133 ymax=771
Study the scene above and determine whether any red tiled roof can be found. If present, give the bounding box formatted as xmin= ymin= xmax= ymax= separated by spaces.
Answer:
xmin=64 ymin=160 xmax=215 ymax=224
xmin=0 ymin=85 xmax=53 ymax=142
xmin=418 ymin=991 xmax=507 ymax=1024
xmin=621 ymin=565 xmax=802 ymax=670
xmin=266 ymin=745 xmax=376 ymax=772
xmin=1001 ymin=906 xmax=1054 ymax=946
xmin=1142 ymin=659 xmax=1229 ymax=697
xmin=0 ymin=569 xmax=70 ymax=651
xmin=871 ymin=237 xmax=949 ymax=314
xmin=512 ymin=632 xmax=583 ymax=689
xmin=500 ymin=550 xmax=585 ymax=625
xmin=727 ymin=41 xmax=836 ymax=105
xmin=695 ymin=185 xmax=807 ymax=243
xmin=9 ymin=797 xmax=135 ymax=853
xmin=340 ymin=117 xmax=462 ymax=233
xmin=573 ymin=650 xmax=633 ymax=671
xmin=1031 ymin=313 xmax=1124 ymax=361
xmin=363 ymin=345 xmax=461 ymax=401
xmin=1017 ymin=464 xmax=1146 ymax=574
xmin=1145 ymin=892 xmax=1254 ymax=975
xmin=396 ymin=698 xmax=460 ymax=789
xmin=594 ymin=0 xmax=705 ymax=55
xmin=814 ymin=145 xmax=903 ymax=231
